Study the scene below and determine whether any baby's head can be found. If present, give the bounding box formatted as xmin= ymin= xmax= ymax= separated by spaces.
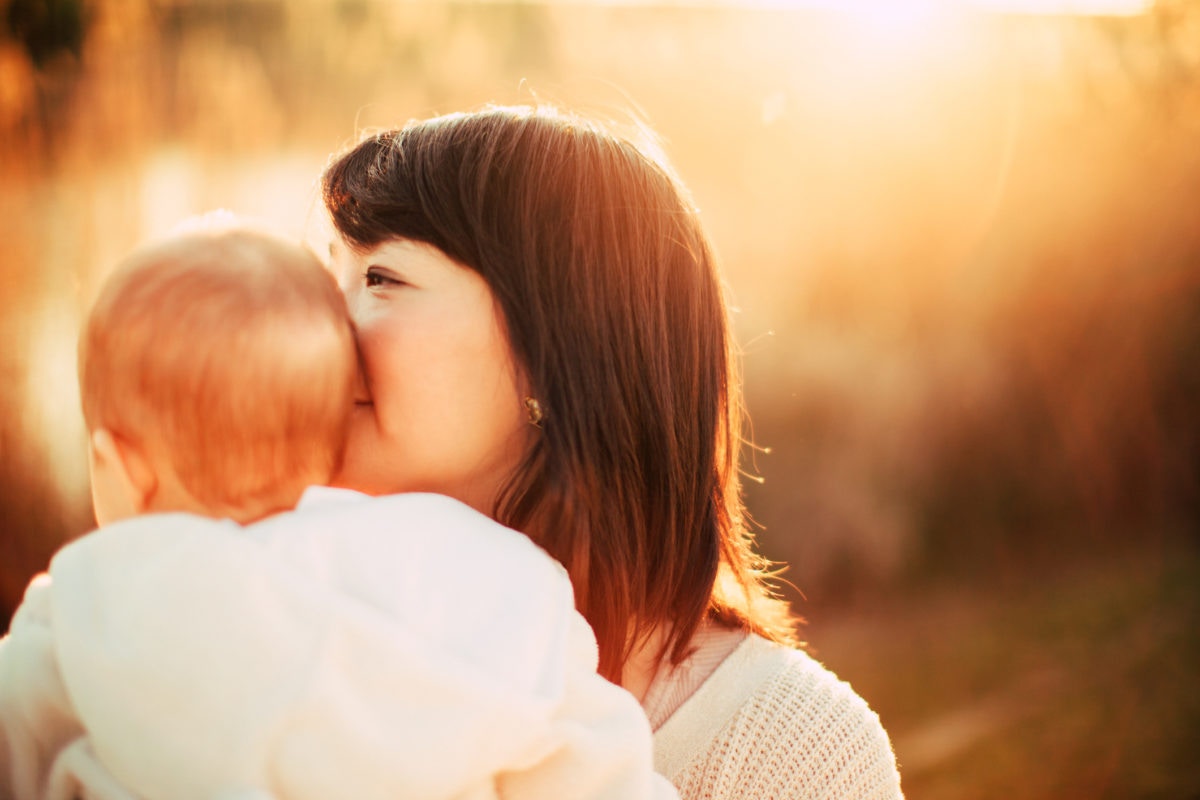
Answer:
xmin=78 ymin=215 xmax=356 ymax=526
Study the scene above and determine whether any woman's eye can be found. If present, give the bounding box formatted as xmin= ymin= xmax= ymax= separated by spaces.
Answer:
xmin=365 ymin=268 xmax=403 ymax=288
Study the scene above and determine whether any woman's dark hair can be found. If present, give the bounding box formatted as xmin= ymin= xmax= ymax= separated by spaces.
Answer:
xmin=322 ymin=105 xmax=798 ymax=680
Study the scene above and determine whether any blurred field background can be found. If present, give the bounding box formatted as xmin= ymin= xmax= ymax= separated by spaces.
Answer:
xmin=1 ymin=0 xmax=1198 ymax=796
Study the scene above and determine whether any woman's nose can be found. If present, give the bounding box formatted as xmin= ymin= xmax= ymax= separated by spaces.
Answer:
xmin=339 ymin=279 xmax=365 ymax=324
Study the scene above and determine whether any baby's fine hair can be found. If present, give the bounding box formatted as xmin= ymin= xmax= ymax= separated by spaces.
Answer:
xmin=78 ymin=215 xmax=356 ymax=520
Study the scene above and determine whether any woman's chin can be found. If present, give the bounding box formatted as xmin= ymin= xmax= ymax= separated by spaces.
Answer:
xmin=334 ymin=417 xmax=401 ymax=495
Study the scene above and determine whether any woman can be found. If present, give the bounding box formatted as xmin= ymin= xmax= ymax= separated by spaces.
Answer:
xmin=322 ymin=105 xmax=903 ymax=799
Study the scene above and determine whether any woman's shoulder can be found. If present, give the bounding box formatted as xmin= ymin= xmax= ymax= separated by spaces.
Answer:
xmin=741 ymin=635 xmax=884 ymax=729
xmin=658 ymin=635 xmax=903 ymax=800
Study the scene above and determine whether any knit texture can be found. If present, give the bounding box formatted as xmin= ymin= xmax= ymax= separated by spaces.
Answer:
xmin=654 ymin=636 xmax=903 ymax=800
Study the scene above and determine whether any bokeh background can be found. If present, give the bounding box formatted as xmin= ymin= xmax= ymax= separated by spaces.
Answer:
xmin=2 ymin=0 xmax=1198 ymax=796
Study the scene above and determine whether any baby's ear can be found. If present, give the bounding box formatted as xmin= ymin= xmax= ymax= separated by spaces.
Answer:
xmin=89 ymin=428 xmax=158 ymax=525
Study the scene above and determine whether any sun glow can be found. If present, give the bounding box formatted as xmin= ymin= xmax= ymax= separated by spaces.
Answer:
xmin=967 ymin=0 xmax=1153 ymax=13
xmin=819 ymin=0 xmax=945 ymax=33
xmin=719 ymin=0 xmax=1153 ymax=14
xmin=692 ymin=0 xmax=1155 ymax=66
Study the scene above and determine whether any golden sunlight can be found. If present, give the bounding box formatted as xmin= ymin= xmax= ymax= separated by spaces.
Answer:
xmin=966 ymin=0 xmax=1153 ymax=13
xmin=727 ymin=0 xmax=1153 ymax=15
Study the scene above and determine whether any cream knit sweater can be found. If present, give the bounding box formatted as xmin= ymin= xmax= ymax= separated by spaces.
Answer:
xmin=654 ymin=635 xmax=903 ymax=799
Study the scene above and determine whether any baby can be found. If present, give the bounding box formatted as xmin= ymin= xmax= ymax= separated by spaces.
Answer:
xmin=0 ymin=216 xmax=676 ymax=800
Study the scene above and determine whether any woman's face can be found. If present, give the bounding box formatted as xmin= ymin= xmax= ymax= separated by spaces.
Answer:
xmin=330 ymin=236 xmax=532 ymax=514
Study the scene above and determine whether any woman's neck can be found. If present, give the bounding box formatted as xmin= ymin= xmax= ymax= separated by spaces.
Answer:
xmin=620 ymin=625 xmax=671 ymax=702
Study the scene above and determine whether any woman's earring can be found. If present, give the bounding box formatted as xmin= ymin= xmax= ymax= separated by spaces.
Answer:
xmin=524 ymin=396 xmax=545 ymax=428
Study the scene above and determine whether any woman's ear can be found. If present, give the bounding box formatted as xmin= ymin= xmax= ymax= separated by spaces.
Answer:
xmin=88 ymin=428 xmax=158 ymax=526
